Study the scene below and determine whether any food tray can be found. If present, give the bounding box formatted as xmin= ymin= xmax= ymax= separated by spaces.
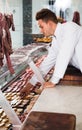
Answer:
xmin=21 ymin=111 xmax=76 ymax=130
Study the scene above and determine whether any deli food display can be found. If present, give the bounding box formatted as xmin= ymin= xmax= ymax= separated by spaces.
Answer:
xmin=0 ymin=42 xmax=82 ymax=130
xmin=34 ymin=36 xmax=52 ymax=43
xmin=0 ymin=43 xmax=50 ymax=130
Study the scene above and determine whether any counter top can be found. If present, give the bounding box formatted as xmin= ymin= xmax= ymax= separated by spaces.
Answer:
xmin=30 ymin=85 xmax=82 ymax=130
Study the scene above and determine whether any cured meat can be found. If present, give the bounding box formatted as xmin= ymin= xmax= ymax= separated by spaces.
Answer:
xmin=0 ymin=13 xmax=15 ymax=74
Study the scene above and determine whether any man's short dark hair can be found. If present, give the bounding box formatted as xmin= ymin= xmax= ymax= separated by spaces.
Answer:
xmin=36 ymin=8 xmax=58 ymax=24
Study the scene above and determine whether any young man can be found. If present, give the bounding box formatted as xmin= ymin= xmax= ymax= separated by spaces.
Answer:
xmin=20 ymin=8 xmax=82 ymax=95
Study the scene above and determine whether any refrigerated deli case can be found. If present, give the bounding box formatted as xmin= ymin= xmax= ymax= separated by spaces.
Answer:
xmin=0 ymin=42 xmax=82 ymax=130
xmin=0 ymin=43 xmax=48 ymax=130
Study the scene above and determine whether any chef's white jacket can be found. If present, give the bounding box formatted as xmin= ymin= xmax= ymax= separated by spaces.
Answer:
xmin=30 ymin=22 xmax=82 ymax=85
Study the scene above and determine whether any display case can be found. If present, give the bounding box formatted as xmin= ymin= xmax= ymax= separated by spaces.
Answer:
xmin=0 ymin=42 xmax=82 ymax=130
xmin=0 ymin=43 xmax=48 ymax=130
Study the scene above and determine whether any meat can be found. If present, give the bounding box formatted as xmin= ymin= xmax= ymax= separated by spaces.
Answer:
xmin=0 ymin=13 xmax=15 ymax=74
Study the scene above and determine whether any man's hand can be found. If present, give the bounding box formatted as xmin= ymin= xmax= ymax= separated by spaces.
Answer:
xmin=43 ymin=81 xmax=55 ymax=88
xmin=20 ymin=83 xmax=34 ymax=97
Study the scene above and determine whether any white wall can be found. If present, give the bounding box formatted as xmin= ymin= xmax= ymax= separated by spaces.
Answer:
xmin=32 ymin=0 xmax=49 ymax=34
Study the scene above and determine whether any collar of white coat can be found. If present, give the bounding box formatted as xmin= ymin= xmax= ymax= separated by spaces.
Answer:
xmin=54 ymin=22 xmax=62 ymax=38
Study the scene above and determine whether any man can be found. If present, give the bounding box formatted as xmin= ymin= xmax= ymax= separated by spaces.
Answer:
xmin=20 ymin=8 xmax=82 ymax=95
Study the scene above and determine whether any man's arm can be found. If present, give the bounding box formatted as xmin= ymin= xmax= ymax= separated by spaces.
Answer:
xmin=20 ymin=37 xmax=58 ymax=96
xmin=50 ymin=24 xmax=79 ymax=84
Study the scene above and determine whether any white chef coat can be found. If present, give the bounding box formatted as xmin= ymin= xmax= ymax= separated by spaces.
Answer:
xmin=30 ymin=22 xmax=82 ymax=85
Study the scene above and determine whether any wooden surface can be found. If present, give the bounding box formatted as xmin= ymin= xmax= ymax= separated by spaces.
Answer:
xmin=21 ymin=111 xmax=76 ymax=130
xmin=59 ymin=65 xmax=82 ymax=85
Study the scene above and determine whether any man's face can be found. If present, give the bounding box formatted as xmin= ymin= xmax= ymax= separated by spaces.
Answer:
xmin=37 ymin=19 xmax=52 ymax=37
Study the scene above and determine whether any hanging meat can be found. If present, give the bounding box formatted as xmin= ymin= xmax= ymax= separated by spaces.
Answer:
xmin=0 ymin=13 xmax=4 ymax=67
xmin=0 ymin=13 xmax=15 ymax=74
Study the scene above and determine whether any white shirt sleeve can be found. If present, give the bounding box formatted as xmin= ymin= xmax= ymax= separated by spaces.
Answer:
xmin=50 ymin=25 xmax=79 ymax=84
xmin=29 ymin=75 xmax=39 ymax=86
xmin=39 ymin=39 xmax=58 ymax=76
xmin=29 ymin=37 xmax=58 ymax=85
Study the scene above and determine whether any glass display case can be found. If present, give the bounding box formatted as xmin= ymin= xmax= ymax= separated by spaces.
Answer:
xmin=0 ymin=43 xmax=48 ymax=89
xmin=0 ymin=43 xmax=48 ymax=130
xmin=0 ymin=42 xmax=82 ymax=130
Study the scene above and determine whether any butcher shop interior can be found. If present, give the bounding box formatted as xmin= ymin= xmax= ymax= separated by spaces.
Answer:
xmin=0 ymin=0 xmax=82 ymax=130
